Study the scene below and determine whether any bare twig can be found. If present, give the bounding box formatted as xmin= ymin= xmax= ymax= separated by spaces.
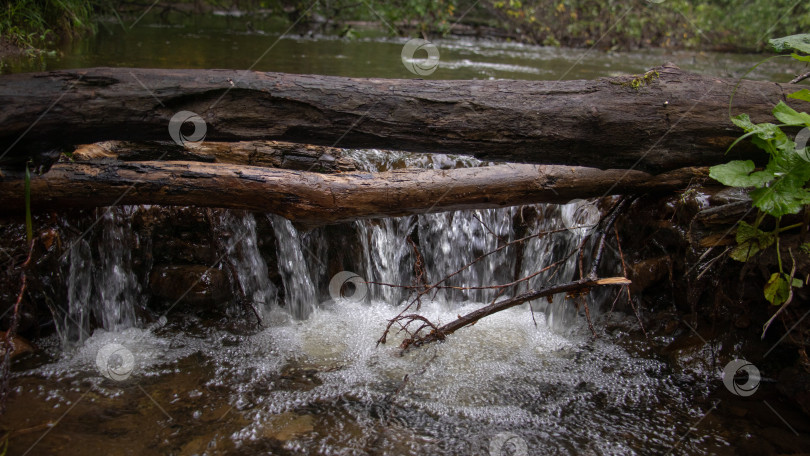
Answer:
xmin=399 ymin=276 xmax=631 ymax=350
xmin=790 ymin=71 xmax=810 ymax=84
xmin=382 ymin=197 xmax=633 ymax=350
xmin=1 ymin=238 xmax=35 ymax=414
xmin=614 ymin=225 xmax=647 ymax=338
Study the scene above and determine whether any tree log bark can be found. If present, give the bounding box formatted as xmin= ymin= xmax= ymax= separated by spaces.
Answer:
xmin=72 ymin=140 xmax=360 ymax=173
xmin=0 ymin=64 xmax=802 ymax=172
xmin=0 ymin=160 xmax=708 ymax=227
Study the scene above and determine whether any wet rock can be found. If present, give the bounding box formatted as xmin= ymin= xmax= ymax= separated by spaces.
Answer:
xmin=627 ymin=255 xmax=671 ymax=295
xmin=149 ymin=265 xmax=231 ymax=306
xmin=777 ymin=368 xmax=810 ymax=418
xmin=1 ymin=332 xmax=34 ymax=358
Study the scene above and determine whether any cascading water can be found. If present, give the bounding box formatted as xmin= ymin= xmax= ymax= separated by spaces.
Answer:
xmin=417 ymin=208 xmax=518 ymax=304
xmin=269 ymin=214 xmax=318 ymax=319
xmin=218 ymin=211 xmax=279 ymax=320
xmin=355 ymin=216 xmax=416 ymax=304
xmin=59 ymin=207 xmax=140 ymax=346
xmin=15 ymin=152 xmax=723 ymax=455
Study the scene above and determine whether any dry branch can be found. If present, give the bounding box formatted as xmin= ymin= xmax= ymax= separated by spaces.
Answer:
xmin=381 ymin=197 xmax=633 ymax=349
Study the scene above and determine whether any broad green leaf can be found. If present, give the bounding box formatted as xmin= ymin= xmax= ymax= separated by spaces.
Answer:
xmin=792 ymin=277 xmax=804 ymax=288
xmin=773 ymin=101 xmax=810 ymax=126
xmin=789 ymin=89 xmax=810 ymax=103
xmin=748 ymin=148 xmax=810 ymax=218
xmin=750 ymin=184 xmax=810 ymax=217
xmin=709 ymin=160 xmax=773 ymax=187
xmin=730 ymin=221 xmax=775 ymax=262
xmin=768 ymin=143 xmax=810 ymax=181
xmin=770 ymin=34 xmax=810 ymax=54
xmin=764 ymin=272 xmax=791 ymax=305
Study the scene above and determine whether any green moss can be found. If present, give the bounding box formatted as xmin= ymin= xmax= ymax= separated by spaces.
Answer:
xmin=611 ymin=69 xmax=660 ymax=90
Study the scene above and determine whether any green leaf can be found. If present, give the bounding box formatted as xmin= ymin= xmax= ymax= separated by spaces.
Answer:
xmin=770 ymin=34 xmax=810 ymax=54
xmin=773 ymin=101 xmax=810 ymax=126
xmin=730 ymin=221 xmax=775 ymax=262
xmin=791 ymin=53 xmax=810 ymax=63
xmin=731 ymin=114 xmax=756 ymax=131
xmin=709 ymin=160 xmax=773 ymax=187
xmin=791 ymin=277 xmax=804 ymax=288
xmin=750 ymin=184 xmax=810 ymax=217
xmin=789 ymin=89 xmax=810 ymax=103
xmin=764 ymin=272 xmax=791 ymax=305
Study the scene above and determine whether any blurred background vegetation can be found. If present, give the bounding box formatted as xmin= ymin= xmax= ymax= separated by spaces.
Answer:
xmin=1 ymin=0 xmax=809 ymax=56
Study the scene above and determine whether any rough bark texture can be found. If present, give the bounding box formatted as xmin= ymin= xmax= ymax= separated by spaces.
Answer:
xmin=72 ymin=140 xmax=359 ymax=172
xmin=0 ymin=160 xmax=709 ymax=227
xmin=0 ymin=64 xmax=802 ymax=172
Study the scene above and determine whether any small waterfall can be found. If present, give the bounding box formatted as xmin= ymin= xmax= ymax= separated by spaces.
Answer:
xmin=63 ymin=239 xmax=93 ymax=344
xmin=60 ymin=207 xmax=140 ymax=346
xmin=355 ymin=216 xmax=416 ymax=304
xmin=518 ymin=201 xmax=599 ymax=331
xmin=93 ymin=208 xmax=139 ymax=330
xmin=417 ymin=208 xmax=517 ymax=304
xmin=218 ymin=211 xmax=278 ymax=319
xmin=269 ymin=214 xmax=317 ymax=319
xmin=52 ymin=152 xmax=607 ymax=339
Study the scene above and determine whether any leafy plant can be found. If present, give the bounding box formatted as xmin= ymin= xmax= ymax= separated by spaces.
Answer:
xmin=709 ymin=34 xmax=810 ymax=317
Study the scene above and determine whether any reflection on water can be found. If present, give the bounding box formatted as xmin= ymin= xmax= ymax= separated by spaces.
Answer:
xmin=1 ymin=13 xmax=801 ymax=82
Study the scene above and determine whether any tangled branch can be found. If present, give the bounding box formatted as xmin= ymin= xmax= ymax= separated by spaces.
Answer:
xmin=378 ymin=198 xmax=634 ymax=351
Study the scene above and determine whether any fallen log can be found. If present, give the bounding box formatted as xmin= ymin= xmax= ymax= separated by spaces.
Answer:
xmin=0 ymin=160 xmax=709 ymax=226
xmin=0 ymin=64 xmax=803 ymax=172
xmin=72 ymin=140 xmax=360 ymax=173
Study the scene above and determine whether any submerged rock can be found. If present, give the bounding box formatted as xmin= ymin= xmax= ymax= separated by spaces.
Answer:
xmin=149 ymin=265 xmax=232 ymax=306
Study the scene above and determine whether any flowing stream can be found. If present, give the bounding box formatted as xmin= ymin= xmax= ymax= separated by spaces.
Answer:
xmin=3 ymin=12 xmax=787 ymax=455
xmin=3 ymin=151 xmax=729 ymax=455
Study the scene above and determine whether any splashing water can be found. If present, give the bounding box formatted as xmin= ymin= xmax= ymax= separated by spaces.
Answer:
xmin=218 ymin=211 xmax=279 ymax=319
xmin=59 ymin=207 xmax=140 ymax=346
xmin=18 ymin=152 xmax=727 ymax=455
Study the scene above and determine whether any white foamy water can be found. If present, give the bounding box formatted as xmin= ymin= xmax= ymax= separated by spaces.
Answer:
xmin=17 ymin=297 xmax=701 ymax=455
